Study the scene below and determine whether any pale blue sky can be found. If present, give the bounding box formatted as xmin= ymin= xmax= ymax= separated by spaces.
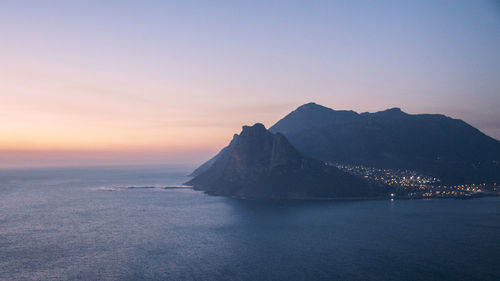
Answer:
xmin=1 ymin=0 xmax=499 ymax=166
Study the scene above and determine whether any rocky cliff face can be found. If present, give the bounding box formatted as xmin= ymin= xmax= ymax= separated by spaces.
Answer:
xmin=187 ymin=123 xmax=383 ymax=199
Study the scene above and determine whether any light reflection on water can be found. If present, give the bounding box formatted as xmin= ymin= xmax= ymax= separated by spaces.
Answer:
xmin=0 ymin=166 xmax=499 ymax=281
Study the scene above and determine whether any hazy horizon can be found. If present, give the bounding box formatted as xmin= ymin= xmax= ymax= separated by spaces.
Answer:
xmin=1 ymin=103 xmax=499 ymax=169
xmin=1 ymin=0 xmax=499 ymax=167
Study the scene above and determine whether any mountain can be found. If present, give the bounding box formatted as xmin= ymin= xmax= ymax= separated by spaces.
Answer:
xmin=189 ymin=143 xmax=231 ymax=177
xmin=269 ymin=102 xmax=500 ymax=184
xmin=186 ymin=123 xmax=384 ymax=199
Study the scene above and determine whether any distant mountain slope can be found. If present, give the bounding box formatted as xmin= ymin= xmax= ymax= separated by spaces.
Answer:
xmin=269 ymin=103 xmax=500 ymax=184
xmin=187 ymin=123 xmax=384 ymax=199
xmin=189 ymin=139 xmax=233 ymax=177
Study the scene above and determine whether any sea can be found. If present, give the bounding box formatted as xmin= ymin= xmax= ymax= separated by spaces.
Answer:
xmin=0 ymin=165 xmax=499 ymax=281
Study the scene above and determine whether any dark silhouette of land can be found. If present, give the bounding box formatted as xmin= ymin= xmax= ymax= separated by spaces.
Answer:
xmin=270 ymin=103 xmax=500 ymax=184
xmin=188 ymin=103 xmax=500 ymax=199
xmin=187 ymin=123 xmax=384 ymax=199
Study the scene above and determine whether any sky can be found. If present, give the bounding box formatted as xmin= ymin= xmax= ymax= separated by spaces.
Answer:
xmin=1 ymin=0 xmax=499 ymax=167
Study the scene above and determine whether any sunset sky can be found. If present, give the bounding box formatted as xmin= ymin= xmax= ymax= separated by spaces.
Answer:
xmin=1 ymin=0 xmax=499 ymax=167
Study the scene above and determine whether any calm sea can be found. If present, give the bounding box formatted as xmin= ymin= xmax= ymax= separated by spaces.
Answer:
xmin=0 ymin=165 xmax=499 ymax=281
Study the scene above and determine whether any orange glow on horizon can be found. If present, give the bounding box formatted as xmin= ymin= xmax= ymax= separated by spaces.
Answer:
xmin=0 ymin=62 xmax=296 ymax=156
xmin=1 ymin=0 xmax=499 ymax=169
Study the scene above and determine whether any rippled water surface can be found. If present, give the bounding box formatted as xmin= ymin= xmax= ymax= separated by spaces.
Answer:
xmin=1 ymin=166 xmax=499 ymax=281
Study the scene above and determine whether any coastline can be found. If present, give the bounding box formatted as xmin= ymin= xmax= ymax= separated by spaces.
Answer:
xmin=191 ymin=186 xmax=499 ymax=201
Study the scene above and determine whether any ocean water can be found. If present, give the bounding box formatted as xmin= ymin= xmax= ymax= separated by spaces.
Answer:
xmin=0 ymin=166 xmax=499 ymax=281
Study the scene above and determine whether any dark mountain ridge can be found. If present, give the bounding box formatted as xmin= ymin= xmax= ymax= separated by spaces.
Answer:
xmin=187 ymin=123 xmax=384 ymax=199
xmin=269 ymin=103 xmax=500 ymax=184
